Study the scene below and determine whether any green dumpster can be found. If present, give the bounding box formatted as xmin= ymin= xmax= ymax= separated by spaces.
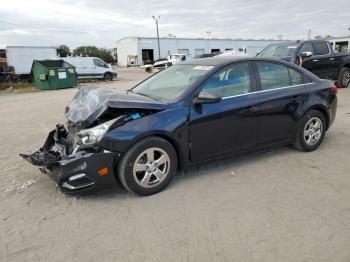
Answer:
xmin=31 ymin=60 xmax=77 ymax=90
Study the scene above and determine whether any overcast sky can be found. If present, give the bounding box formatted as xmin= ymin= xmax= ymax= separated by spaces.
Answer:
xmin=0 ymin=0 xmax=349 ymax=49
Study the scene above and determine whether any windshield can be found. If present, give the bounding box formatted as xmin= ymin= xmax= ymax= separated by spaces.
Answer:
xmin=258 ymin=44 xmax=297 ymax=57
xmin=132 ymin=64 xmax=212 ymax=101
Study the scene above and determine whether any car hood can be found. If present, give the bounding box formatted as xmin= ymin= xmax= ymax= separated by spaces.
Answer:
xmin=65 ymin=87 xmax=166 ymax=127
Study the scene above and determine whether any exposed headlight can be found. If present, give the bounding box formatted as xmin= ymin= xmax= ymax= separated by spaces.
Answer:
xmin=77 ymin=119 xmax=116 ymax=146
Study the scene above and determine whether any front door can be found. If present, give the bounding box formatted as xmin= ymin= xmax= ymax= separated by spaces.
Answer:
xmin=189 ymin=62 xmax=258 ymax=162
xmin=300 ymin=42 xmax=333 ymax=79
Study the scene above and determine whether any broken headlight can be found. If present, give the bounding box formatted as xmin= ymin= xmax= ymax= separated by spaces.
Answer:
xmin=77 ymin=119 xmax=115 ymax=146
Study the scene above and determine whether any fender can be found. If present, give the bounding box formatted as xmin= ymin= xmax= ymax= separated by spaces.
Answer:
xmin=99 ymin=107 xmax=189 ymax=157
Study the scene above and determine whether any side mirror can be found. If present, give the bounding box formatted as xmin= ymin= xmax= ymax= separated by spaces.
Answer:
xmin=300 ymin=51 xmax=312 ymax=59
xmin=193 ymin=90 xmax=221 ymax=105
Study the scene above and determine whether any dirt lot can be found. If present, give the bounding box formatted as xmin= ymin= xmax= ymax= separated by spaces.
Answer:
xmin=1 ymin=67 xmax=350 ymax=262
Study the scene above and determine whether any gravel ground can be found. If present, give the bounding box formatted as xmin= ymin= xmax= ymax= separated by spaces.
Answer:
xmin=1 ymin=67 xmax=350 ymax=262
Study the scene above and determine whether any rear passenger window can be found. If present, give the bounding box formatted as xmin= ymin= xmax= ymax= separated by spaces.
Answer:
xmin=289 ymin=68 xmax=304 ymax=85
xmin=202 ymin=63 xmax=250 ymax=97
xmin=313 ymin=42 xmax=330 ymax=56
xmin=257 ymin=62 xmax=291 ymax=90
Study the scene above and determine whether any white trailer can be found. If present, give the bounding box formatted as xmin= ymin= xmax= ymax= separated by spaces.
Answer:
xmin=5 ymin=46 xmax=57 ymax=76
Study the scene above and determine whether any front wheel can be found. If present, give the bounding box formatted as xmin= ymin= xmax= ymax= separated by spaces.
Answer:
xmin=103 ymin=72 xmax=113 ymax=81
xmin=117 ymin=137 xmax=177 ymax=196
xmin=294 ymin=110 xmax=326 ymax=152
xmin=337 ymin=67 xmax=350 ymax=88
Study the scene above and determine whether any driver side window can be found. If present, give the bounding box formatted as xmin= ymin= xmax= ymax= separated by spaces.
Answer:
xmin=93 ymin=58 xmax=107 ymax=68
xmin=300 ymin=42 xmax=314 ymax=56
xmin=202 ymin=63 xmax=250 ymax=97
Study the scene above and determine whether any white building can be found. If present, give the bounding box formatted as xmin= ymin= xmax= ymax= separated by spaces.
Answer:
xmin=116 ymin=37 xmax=284 ymax=66
xmin=323 ymin=36 xmax=350 ymax=53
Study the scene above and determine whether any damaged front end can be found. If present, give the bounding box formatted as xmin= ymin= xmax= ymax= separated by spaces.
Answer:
xmin=20 ymin=123 xmax=120 ymax=193
xmin=20 ymin=87 xmax=163 ymax=193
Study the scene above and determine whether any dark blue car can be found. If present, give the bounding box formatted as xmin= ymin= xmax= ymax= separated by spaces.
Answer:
xmin=21 ymin=57 xmax=337 ymax=196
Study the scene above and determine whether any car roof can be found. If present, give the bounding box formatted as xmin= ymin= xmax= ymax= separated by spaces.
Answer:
xmin=265 ymin=39 xmax=329 ymax=47
xmin=181 ymin=56 xmax=320 ymax=81
xmin=182 ymin=56 xmax=290 ymax=66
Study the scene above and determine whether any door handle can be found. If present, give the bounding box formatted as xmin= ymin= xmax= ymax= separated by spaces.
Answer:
xmin=240 ymin=106 xmax=257 ymax=115
xmin=313 ymin=59 xmax=318 ymax=62
xmin=330 ymin=58 xmax=335 ymax=61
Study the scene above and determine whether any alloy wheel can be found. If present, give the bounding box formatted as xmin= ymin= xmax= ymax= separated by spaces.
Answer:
xmin=303 ymin=117 xmax=323 ymax=146
xmin=342 ymin=70 xmax=350 ymax=87
xmin=133 ymin=147 xmax=170 ymax=188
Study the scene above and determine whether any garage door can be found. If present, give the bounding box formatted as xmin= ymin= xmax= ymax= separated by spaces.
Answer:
xmin=194 ymin=49 xmax=205 ymax=55
xmin=178 ymin=49 xmax=189 ymax=55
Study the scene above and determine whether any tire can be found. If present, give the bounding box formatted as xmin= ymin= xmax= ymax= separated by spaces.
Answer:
xmin=336 ymin=67 xmax=350 ymax=88
xmin=294 ymin=110 xmax=326 ymax=152
xmin=28 ymin=74 xmax=34 ymax=83
xmin=103 ymin=72 xmax=113 ymax=81
xmin=117 ymin=137 xmax=177 ymax=196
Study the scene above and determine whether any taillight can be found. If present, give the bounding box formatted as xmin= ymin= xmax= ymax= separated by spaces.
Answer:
xmin=331 ymin=84 xmax=337 ymax=95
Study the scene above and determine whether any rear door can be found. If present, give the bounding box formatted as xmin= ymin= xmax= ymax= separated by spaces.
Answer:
xmin=254 ymin=61 xmax=311 ymax=144
xmin=189 ymin=62 xmax=259 ymax=162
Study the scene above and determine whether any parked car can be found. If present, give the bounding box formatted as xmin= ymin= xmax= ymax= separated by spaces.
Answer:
xmin=63 ymin=57 xmax=117 ymax=81
xmin=21 ymin=57 xmax=337 ymax=196
xmin=257 ymin=40 xmax=350 ymax=88
xmin=193 ymin=53 xmax=217 ymax=59
xmin=143 ymin=53 xmax=191 ymax=72
xmin=216 ymin=49 xmax=248 ymax=57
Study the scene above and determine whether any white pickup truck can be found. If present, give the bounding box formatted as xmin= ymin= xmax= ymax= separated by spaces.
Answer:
xmin=143 ymin=54 xmax=191 ymax=72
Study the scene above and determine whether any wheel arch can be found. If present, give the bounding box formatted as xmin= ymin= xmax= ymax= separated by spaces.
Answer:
xmin=303 ymin=105 xmax=330 ymax=130
xmin=116 ymin=132 xmax=186 ymax=171
xmin=342 ymin=63 xmax=350 ymax=69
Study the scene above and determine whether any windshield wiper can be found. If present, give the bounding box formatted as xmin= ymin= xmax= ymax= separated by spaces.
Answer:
xmin=132 ymin=91 xmax=160 ymax=101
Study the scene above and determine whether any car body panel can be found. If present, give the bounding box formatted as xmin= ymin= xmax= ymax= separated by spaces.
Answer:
xmin=100 ymin=107 xmax=189 ymax=153
xmin=189 ymin=93 xmax=259 ymax=161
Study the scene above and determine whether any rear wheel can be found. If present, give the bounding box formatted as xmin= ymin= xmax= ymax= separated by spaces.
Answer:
xmin=337 ymin=67 xmax=350 ymax=88
xmin=104 ymin=72 xmax=113 ymax=81
xmin=294 ymin=110 xmax=326 ymax=152
xmin=117 ymin=137 xmax=177 ymax=196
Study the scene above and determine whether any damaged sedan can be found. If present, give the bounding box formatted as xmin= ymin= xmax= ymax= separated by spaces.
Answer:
xmin=21 ymin=57 xmax=337 ymax=195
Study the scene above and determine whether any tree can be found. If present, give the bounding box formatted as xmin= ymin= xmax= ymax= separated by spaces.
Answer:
xmin=73 ymin=46 xmax=117 ymax=64
xmin=73 ymin=46 xmax=100 ymax=57
xmin=57 ymin=45 xmax=71 ymax=57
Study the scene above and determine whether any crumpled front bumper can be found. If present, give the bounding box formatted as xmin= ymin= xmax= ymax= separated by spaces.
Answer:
xmin=21 ymin=126 xmax=120 ymax=193
xmin=40 ymin=151 xmax=119 ymax=193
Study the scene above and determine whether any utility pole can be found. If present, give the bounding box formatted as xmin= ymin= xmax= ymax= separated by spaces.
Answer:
xmin=206 ymin=31 xmax=212 ymax=39
xmin=152 ymin=15 xmax=161 ymax=59
xmin=308 ymin=29 xmax=312 ymax=40
xmin=206 ymin=31 xmax=212 ymax=53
